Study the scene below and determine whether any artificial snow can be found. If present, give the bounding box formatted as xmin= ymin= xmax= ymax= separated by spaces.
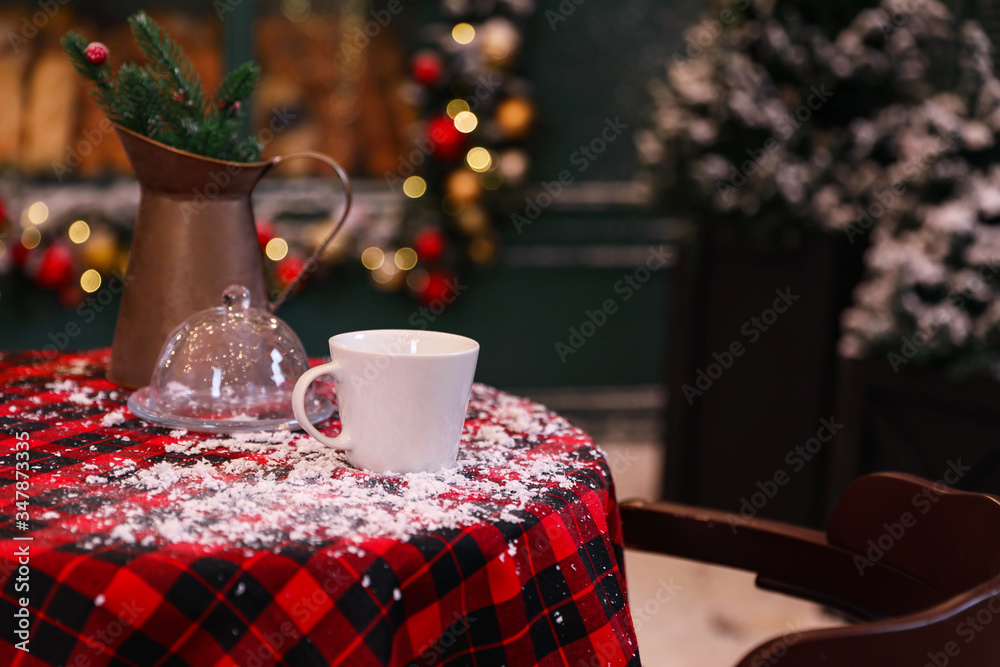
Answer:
xmin=79 ymin=387 xmax=600 ymax=551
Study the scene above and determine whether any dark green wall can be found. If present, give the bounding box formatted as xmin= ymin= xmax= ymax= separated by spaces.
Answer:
xmin=0 ymin=0 xmax=702 ymax=389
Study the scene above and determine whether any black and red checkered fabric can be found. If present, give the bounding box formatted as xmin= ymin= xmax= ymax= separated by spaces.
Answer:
xmin=0 ymin=350 xmax=639 ymax=666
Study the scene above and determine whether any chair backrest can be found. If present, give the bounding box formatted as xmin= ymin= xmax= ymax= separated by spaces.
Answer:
xmin=742 ymin=473 xmax=1000 ymax=666
xmin=827 ymin=472 xmax=1000 ymax=599
xmin=620 ymin=472 xmax=1000 ymax=666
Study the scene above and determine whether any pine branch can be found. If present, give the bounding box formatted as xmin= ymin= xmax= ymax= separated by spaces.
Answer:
xmin=63 ymin=13 xmax=263 ymax=162
xmin=127 ymin=11 xmax=206 ymax=119
xmin=214 ymin=61 xmax=259 ymax=110
xmin=61 ymin=32 xmax=116 ymax=119
xmin=113 ymin=64 xmax=165 ymax=138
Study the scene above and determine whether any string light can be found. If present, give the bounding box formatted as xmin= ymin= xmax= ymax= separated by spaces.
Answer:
xmin=361 ymin=247 xmax=385 ymax=270
xmin=80 ymin=269 xmax=102 ymax=293
xmin=265 ymin=238 xmax=288 ymax=261
xmin=394 ymin=247 xmax=418 ymax=271
xmin=21 ymin=227 xmax=41 ymax=249
xmin=452 ymin=23 xmax=475 ymax=44
xmin=68 ymin=220 xmax=91 ymax=244
xmin=446 ymin=99 xmax=470 ymax=118
xmin=403 ymin=176 xmax=427 ymax=198
xmin=26 ymin=202 xmax=48 ymax=225
xmin=453 ymin=111 xmax=478 ymax=133
xmin=466 ymin=147 xmax=492 ymax=172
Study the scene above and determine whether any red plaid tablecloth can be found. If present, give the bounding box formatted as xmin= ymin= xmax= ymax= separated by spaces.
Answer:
xmin=0 ymin=350 xmax=639 ymax=666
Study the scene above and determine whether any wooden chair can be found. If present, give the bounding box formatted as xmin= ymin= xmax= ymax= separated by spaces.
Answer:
xmin=621 ymin=473 xmax=1000 ymax=665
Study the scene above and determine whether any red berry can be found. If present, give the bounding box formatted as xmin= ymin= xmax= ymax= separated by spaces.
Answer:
xmin=415 ymin=228 xmax=446 ymax=264
xmin=173 ymin=88 xmax=186 ymax=103
xmin=412 ymin=51 xmax=443 ymax=86
xmin=219 ymin=99 xmax=241 ymax=113
xmin=84 ymin=42 xmax=108 ymax=66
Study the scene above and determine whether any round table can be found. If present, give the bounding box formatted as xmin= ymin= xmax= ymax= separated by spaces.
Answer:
xmin=0 ymin=350 xmax=640 ymax=666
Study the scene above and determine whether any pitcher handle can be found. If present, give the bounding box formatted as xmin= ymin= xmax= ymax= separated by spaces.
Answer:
xmin=263 ymin=151 xmax=353 ymax=313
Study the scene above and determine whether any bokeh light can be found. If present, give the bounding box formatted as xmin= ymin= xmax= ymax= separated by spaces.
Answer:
xmin=466 ymin=147 xmax=492 ymax=172
xmin=446 ymin=99 xmax=470 ymax=118
xmin=361 ymin=246 xmax=385 ymax=270
xmin=403 ymin=176 xmax=427 ymax=198
xmin=265 ymin=238 xmax=289 ymax=261
xmin=68 ymin=220 xmax=91 ymax=244
xmin=394 ymin=247 xmax=418 ymax=271
xmin=452 ymin=23 xmax=475 ymax=45
xmin=21 ymin=227 xmax=41 ymax=249
xmin=26 ymin=202 xmax=48 ymax=226
xmin=80 ymin=269 xmax=102 ymax=293
xmin=454 ymin=111 xmax=478 ymax=133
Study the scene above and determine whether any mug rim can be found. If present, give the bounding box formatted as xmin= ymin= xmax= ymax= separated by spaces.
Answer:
xmin=329 ymin=329 xmax=480 ymax=357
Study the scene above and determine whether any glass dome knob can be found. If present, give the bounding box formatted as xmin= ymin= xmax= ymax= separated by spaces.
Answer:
xmin=223 ymin=284 xmax=253 ymax=311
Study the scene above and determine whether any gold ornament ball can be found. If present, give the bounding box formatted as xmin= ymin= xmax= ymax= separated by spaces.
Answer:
xmin=496 ymin=97 xmax=534 ymax=140
xmin=498 ymin=149 xmax=530 ymax=185
xmin=82 ymin=229 xmax=119 ymax=273
xmin=479 ymin=18 xmax=520 ymax=66
xmin=445 ymin=169 xmax=482 ymax=206
xmin=456 ymin=205 xmax=490 ymax=236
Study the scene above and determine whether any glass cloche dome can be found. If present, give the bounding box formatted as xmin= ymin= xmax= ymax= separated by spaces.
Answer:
xmin=128 ymin=284 xmax=333 ymax=432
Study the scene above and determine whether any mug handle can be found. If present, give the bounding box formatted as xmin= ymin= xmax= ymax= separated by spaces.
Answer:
xmin=292 ymin=360 xmax=352 ymax=450
xmin=263 ymin=151 xmax=353 ymax=313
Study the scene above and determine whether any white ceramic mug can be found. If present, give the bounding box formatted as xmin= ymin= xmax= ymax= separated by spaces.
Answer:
xmin=292 ymin=329 xmax=480 ymax=473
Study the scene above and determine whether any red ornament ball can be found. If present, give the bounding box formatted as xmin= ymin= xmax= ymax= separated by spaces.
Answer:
xmin=256 ymin=220 xmax=275 ymax=249
xmin=427 ymin=116 xmax=465 ymax=162
xmin=277 ymin=256 xmax=306 ymax=287
xmin=35 ymin=245 xmax=74 ymax=290
xmin=415 ymin=228 xmax=446 ymax=264
xmin=418 ymin=271 xmax=456 ymax=306
xmin=84 ymin=42 xmax=108 ymax=66
xmin=412 ymin=51 xmax=443 ymax=86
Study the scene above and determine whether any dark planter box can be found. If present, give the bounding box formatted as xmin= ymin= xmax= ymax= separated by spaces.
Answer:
xmin=828 ymin=357 xmax=1000 ymax=516
xmin=663 ymin=231 xmax=865 ymax=527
